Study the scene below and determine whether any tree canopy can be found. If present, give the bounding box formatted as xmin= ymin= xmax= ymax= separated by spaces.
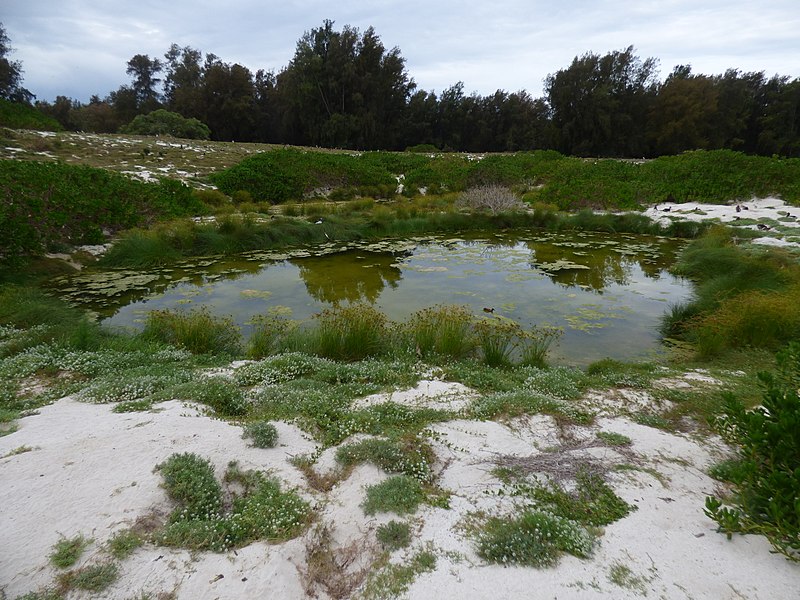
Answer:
xmin=13 ymin=19 xmax=800 ymax=158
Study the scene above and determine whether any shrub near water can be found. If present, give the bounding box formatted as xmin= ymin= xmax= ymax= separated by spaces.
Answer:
xmin=705 ymin=342 xmax=800 ymax=560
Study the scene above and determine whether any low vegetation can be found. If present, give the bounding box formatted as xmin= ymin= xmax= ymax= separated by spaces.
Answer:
xmin=155 ymin=454 xmax=310 ymax=551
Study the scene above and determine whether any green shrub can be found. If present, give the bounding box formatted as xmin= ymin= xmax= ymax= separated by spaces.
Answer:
xmin=0 ymin=160 xmax=203 ymax=264
xmin=119 ymin=109 xmax=211 ymax=139
xmin=156 ymin=457 xmax=309 ymax=551
xmin=0 ymin=99 xmax=62 ymax=131
xmin=242 ymin=421 xmax=279 ymax=448
xmin=336 ymin=437 xmax=432 ymax=482
xmin=705 ymin=342 xmax=800 ymax=560
xmin=477 ymin=510 xmax=594 ymax=567
xmin=49 ymin=534 xmax=89 ymax=568
xmin=362 ymin=475 xmax=424 ymax=515
xmin=142 ymin=308 xmax=241 ymax=355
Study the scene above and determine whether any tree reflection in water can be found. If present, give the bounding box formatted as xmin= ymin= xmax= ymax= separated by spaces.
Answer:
xmin=291 ymin=249 xmax=404 ymax=304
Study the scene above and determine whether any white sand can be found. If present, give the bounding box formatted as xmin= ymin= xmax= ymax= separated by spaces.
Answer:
xmin=2 ymin=383 xmax=799 ymax=599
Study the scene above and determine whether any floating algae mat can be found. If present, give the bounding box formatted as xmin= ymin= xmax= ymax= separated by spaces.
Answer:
xmin=51 ymin=230 xmax=692 ymax=365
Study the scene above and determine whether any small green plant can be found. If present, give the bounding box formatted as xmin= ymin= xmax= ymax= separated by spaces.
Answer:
xmin=375 ymin=520 xmax=412 ymax=551
xmin=242 ymin=421 xmax=279 ymax=448
xmin=476 ymin=510 xmax=594 ymax=567
xmin=167 ymin=377 xmax=247 ymax=416
xmin=107 ymin=529 xmax=143 ymax=560
xmin=49 ymin=534 xmax=90 ymax=569
xmin=596 ymin=431 xmax=633 ymax=447
xmin=362 ymin=475 xmax=424 ymax=516
xmin=13 ymin=587 xmax=64 ymax=600
xmin=57 ymin=562 xmax=119 ymax=592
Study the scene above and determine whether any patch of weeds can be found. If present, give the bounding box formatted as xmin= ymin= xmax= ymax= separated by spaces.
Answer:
xmin=362 ymin=546 xmax=437 ymax=600
xmin=242 ymin=420 xmax=279 ymax=448
xmin=3 ymin=444 xmax=34 ymax=457
xmin=523 ymin=366 xmax=586 ymax=400
xmin=375 ymin=520 xmax=412 ymax=551
xmin=707 ymin=458 xmax=750 ymax=486
xmin=470 ymin=388 xmax=592 ymax=423
xmin=57 ymin=562 xmax=119 ymax=593
xmin=301 ymin=524 xmax=376 ymax=600
xmin=476 ymin=510 xmax=594 ymax=567
xmin=585 ymin=358 xmax=659 ymax=389
xmin=165 ymin=377 xmax=247 ymax=416
xmin=608 ymin=561 xmax=649 ymax=593
xmin=596 ymin=431 xmax=633 ymax=447
xmin=155 ymin=454 xmax=309 ymax=551
xmin=335 ymin=436 xmax=433 ymax=482
xmin=13 ymin=588 xmax=64 ymax=600
xmin=107 ymin=529 xmax=143 ymax=560
xmin=520 ymin=471 xmax=636 ymax=527
xmin=49 ymin=534 xmax=90 ymax=569
xmin=0 ymin=423 xmax=18 ymax=437
xmin=404 ymin=304 xmax=475 ymax=361
xmin=112 ymin=399 xmax=154 ymax=413
xmin=634 ymin=411 xmax=674 ymax=431
xmin=362 ymin=475 xmax=425 ymax=516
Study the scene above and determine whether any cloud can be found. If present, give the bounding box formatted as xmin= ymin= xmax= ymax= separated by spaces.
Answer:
xmin=2 ymin=0 xmax=798 ymax=103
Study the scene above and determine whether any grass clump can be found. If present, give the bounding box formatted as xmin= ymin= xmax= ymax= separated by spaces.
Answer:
xmin=476 ymin=510 xmax=594 ymax=567
xmin=49 ymin=534 xmax=90 ymax=568
xmin=107 ymin=529 xmax=143 ymax=560
xmin=404 ymin=305 xmax=475 ymax=361
xmin=705 ymin=342 xmax=800 ymax=560
xmin=362 ymin=475 xmax=425 ymax=516
xmin=596 ymin=431 xmax=633 ymax=447
xmin=308 ymin=303 xmax=389 ymax=361
xmin=375 ymin=520 xmax=412 ymax=551
xmin=57 ymin=562 xmax=118 ymax=593
xmin=157 ymin=453 xmax=223 ymax=521
xmin=362 ymin=547 xmax=437 ymax=599
xmin=242 ymin=420 xmax=279 ymax=448
xmin=142 ymin=308 xmax=241 ymax=355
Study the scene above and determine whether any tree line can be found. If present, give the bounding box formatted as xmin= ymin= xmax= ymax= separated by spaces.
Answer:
xmin=3 ymin=21 xmax=799 ymax=157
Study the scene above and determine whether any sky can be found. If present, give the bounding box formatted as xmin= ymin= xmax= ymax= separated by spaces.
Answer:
xmin=3 ymin=0 xmax=800 ymax=104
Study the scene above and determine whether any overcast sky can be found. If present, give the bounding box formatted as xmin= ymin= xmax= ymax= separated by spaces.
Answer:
xmin=3 ymin=0 xmax=799 ymax=103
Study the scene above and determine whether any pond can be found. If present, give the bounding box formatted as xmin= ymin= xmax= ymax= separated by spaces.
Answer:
xmin=52 ymin=230 xmax=692 ymax=365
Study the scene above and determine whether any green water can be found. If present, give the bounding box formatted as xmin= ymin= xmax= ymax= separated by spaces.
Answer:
xmin=52 ymin=230 xmax=692 ymax=365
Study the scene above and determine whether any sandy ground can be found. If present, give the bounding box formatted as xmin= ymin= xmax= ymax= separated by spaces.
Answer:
xmin=1 ymin=378 xmax=799 ymax=599
xmin=3 ymin=197 xmax=800 ymax=599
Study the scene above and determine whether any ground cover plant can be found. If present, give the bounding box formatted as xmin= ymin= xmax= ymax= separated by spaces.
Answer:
xmin=155 ymin=454 xmax=310 ymax=551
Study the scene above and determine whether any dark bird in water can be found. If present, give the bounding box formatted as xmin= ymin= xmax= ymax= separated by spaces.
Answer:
xmin=483 ymin=307 xmax=495 ymax=313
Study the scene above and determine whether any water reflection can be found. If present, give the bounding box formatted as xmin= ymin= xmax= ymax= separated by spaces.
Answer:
xmin=291 ymin=250 xmax=403 ymax=304
xmin=49 ymin=230 xmax=692 ymax=364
